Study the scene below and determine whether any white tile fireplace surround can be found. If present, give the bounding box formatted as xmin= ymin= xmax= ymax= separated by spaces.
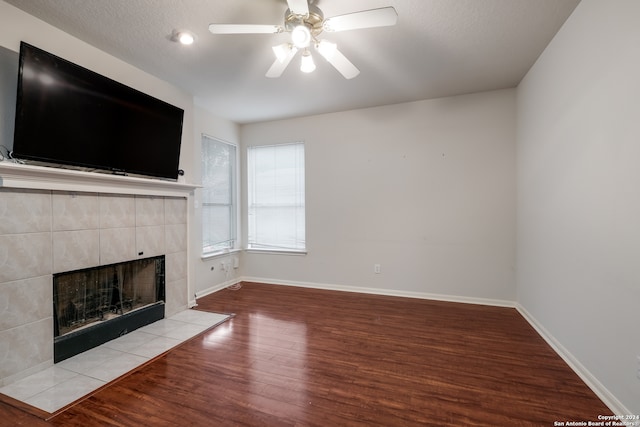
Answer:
xmin=0 ymin=166 xmax=194 ymax=387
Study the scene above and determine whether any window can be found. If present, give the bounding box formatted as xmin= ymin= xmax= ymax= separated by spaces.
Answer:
xmin=247 ymin=142 xmax=305 ymax=251
xmin=201 ymin=135 xmax=237 ymax=255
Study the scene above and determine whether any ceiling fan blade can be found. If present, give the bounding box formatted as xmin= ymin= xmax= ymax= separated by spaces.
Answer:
xmin=315 ymin=42 xmax=360 ymax=79
xmin=286 ymin=0 xmax=309 ymax=16
xmin=323 ymin=7 xmax=398 ymax=32
xmin=266 ymin=46 xmax=298 ymax=78
xmin=208 ymin=24 xmax=281 ymax=34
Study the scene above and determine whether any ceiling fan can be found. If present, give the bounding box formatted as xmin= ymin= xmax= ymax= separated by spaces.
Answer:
xmin=208 ymin=0 xmax=398 ymax=79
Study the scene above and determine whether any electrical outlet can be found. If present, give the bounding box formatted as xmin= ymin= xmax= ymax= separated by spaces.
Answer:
xmin=374 ymin=264 xmax=381 ymax=274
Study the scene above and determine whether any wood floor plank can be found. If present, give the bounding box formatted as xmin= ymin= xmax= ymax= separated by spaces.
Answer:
xmin=1 ymin=282 xmax=612 ymax=426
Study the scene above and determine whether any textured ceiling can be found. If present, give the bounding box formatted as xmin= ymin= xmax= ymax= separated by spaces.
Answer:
xmin=4 ymin=0 xmax=580 ymax=124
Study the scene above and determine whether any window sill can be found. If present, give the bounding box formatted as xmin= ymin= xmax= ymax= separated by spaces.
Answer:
xmin=201 ymin=248 xmax=242 ymax=260
xmin=245 ymin=248 xmax=307 ymax=256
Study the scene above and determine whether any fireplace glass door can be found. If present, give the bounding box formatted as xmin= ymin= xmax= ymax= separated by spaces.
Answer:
xmin=53 ymin=256 xmax=165 ymax=338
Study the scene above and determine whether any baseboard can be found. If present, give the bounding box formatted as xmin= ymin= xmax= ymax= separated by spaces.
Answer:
xmin=194 ymin=277 xmax=243 ymax=301
xmin=240 ymin=276 xmax=516 ymax=308
xmin=516 ymin=304 xmax=630 ymax=416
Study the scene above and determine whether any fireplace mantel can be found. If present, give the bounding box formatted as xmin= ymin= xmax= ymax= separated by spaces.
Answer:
xmin=0 ymin=161 xmax=199 ymax=197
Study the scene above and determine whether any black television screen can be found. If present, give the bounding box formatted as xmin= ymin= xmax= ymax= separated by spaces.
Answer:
xmin=12 ymin=42 xmax=184 ymax=180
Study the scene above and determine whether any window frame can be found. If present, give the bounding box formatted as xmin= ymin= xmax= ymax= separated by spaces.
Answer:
xmin=201 ymin=134 xmax=239 ymax=257
xmin=246 ymin=142 xmax=306 ymax=254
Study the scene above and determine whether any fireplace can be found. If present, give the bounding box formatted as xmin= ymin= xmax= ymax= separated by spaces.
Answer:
xmin=53 ymin=256 xmax=166 ymax=362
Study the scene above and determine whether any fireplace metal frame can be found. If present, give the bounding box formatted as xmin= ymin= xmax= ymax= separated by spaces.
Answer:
xmin=53 ymin=255 xmax=166 ymax=363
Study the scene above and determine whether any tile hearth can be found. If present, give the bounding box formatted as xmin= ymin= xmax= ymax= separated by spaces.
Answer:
xmin=0 ymin=309 xmax=230 ymax=414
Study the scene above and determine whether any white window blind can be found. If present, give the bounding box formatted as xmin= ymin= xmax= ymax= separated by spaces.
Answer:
xmin=202 ymin=135 xmax=237 ymax=255
xmin=247 ymin=142 xmax=305 ymax=251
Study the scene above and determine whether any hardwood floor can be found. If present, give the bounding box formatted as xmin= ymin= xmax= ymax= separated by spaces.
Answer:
xmin=2 ymin=282 xmax=611 ymax=426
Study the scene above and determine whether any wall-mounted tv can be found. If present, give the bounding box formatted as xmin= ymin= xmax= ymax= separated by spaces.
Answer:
xmin=12 ymin=42 xmax=184 ymax=180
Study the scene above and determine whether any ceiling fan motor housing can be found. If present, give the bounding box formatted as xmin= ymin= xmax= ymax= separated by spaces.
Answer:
xmin=284 ymin=4 xmax=324 ymax=38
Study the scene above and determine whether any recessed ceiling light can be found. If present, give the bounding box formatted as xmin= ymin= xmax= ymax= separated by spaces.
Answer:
xmin=173 ymin=30 xmax=196 ymax=45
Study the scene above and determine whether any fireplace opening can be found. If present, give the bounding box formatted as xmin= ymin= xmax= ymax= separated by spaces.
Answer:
xmin=53 ymin=256 xmax=165 ymax=362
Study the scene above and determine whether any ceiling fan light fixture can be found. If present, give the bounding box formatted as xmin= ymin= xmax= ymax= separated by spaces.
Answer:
xmin=291 ymin=25 xmax=312 ymax=48
xmin=209 ymin=3 xmax=398 ymax=79
xmin=300 ymin=50 xmax=316 ymax=73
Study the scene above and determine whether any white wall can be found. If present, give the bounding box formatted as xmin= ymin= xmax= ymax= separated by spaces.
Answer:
xmin=517 ymin=0 xmax=640 ymax=414
xmin=241 ymin=89 xmax=517 ymax=304
xmin=192 ymin=106 xmax=243 ymax=299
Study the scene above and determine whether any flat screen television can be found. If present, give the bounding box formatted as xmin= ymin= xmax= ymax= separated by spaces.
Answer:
xmin=12 ymin=42 xmax=184 ymax=180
